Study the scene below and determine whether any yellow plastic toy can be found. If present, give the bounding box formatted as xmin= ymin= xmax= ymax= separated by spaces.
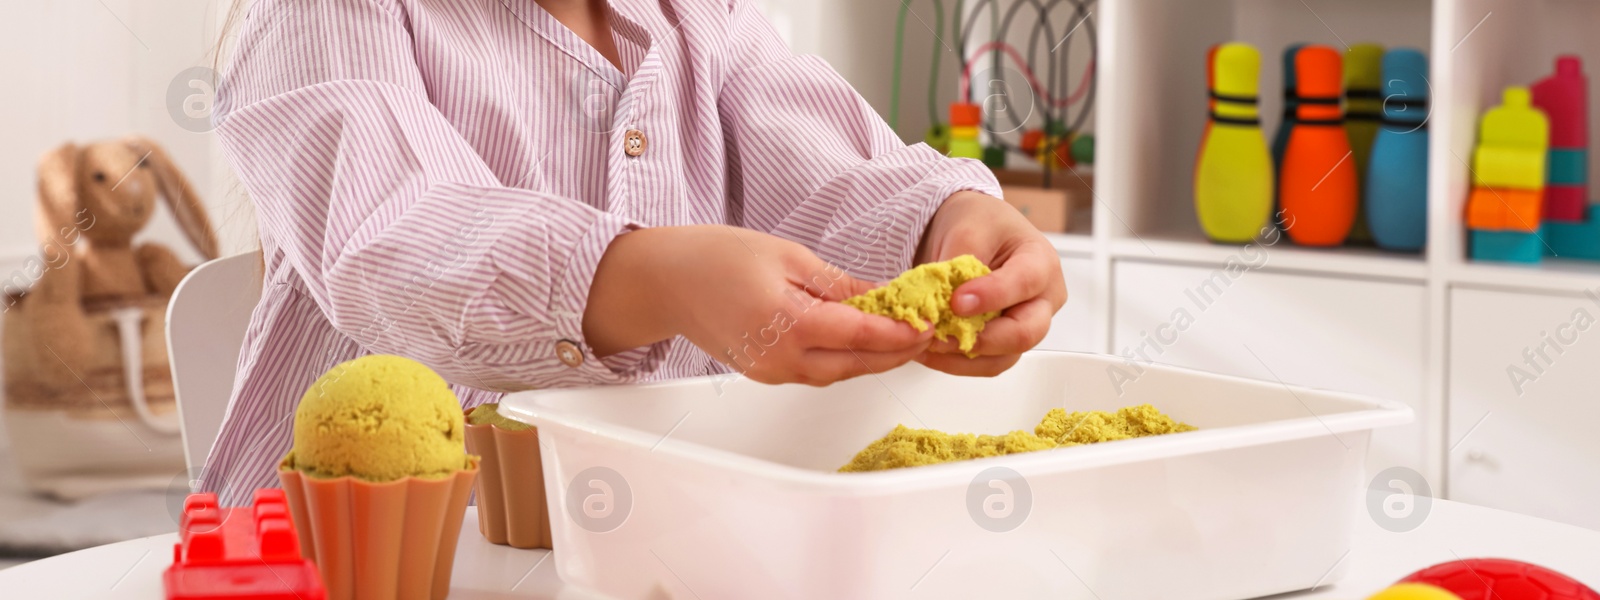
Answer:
xmin=1345 ymin=43 xmax=1385 ymax=243
xmin=1367 ymin=583 xmax=1465 ymax=600
xmin=1195 ymin=42 xmax=1274 ymax=243
xmin=1472 ymin=87 xmax=1550 ymax=189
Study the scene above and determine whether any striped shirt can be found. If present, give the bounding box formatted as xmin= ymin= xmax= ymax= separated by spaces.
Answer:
xmin=206 ymin=0 xmax=1000 ymax=504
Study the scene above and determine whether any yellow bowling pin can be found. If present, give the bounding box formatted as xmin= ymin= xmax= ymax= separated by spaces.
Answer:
xmin=1345 ymin=43 xmax=1385 ymax=244
xmin=1195 ymin=43 xmax=1274 ymax=243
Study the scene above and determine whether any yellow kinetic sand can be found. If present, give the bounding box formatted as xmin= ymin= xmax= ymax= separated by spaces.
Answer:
xmin=839 ymin=404 xmax=1196 ymax=472
xmin=466 ymin=402 xmax=533 ymax=431
xmin=844 ymin=255 xmax=999 ymax=356
xmin=1472 ymin=87 xmax=1550 ymax=189
xmin=1195 ymin=42 xmax=1274 ymax=243
xmin=286 ymin=354 xmax=471 ymax=482
xmin=837 ymin=426 xmax=1060 ymax=472
xmin=1035 ymin=404 xmax=1198 ymax=444
xmin=1344 ymin=43 xmax=1386 ymax=243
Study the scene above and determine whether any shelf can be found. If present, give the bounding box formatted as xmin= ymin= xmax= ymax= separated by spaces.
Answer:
xmin=1098 ymin=0 xmax=1432 ymax=253
xmin=1109 ymin=230 xmax=1429 ymax=281
xmin=1043 ymin=231 xmax=1094 ymax=255
xmin=1447 ymin=259 xmax=1600 ymax=296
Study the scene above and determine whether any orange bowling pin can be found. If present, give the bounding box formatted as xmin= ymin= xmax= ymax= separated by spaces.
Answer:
xmin=1280 ymin=45 xmax=1359 ymax=246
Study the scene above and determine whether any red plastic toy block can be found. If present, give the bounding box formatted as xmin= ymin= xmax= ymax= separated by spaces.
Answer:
xmin=164 ymin=489 xmax=327 ymax=600
xmin=1544 ymin=185 xmax=1588 ymax=222
xmin=1532 ymin=56 xmax=1588 ymax=149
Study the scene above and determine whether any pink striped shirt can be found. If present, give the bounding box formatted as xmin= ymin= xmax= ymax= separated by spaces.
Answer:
xmin=206 ymin=0 xmax=1000 ymax=504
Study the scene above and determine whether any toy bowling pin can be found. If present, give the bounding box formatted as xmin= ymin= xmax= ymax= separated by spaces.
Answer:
xmin=1531 ymin=56 xmax=1589 ymax=222
xmin=1271 ymin=44 xmax=1306 ymax=227
xmin=1281 ymin=45 xmax=1358 ymax=246
xmin=1195 ymin=42 xmax=1273 ymax=243
xmin=1345 ymin=43 xmax=1385 ymax=244
xmin=1366 ymin=48 xmax=1430 ymax=251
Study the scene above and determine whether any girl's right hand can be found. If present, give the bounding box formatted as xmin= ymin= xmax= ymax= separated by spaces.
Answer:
xmin=584 ymin=225 xmax=932 ymax=385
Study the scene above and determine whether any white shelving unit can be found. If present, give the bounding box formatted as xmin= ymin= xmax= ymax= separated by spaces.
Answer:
xmin=1023 ymin=0 xmax=1600 ymax=529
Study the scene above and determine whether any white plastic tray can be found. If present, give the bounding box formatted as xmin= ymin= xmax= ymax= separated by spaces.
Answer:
xmin=499 ymin=351 xmax=1412 ymax=600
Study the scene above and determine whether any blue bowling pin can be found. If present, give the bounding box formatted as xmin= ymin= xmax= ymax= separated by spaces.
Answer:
xmin=1366 ymin=49 xmax=1430 ymax=252
xmin=1270 ymin=44 xmax=1305 ymax=227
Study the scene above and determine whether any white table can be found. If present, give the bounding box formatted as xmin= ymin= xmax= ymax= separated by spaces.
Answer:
xmin=2 ymin=499 xmax=1595 ymax=599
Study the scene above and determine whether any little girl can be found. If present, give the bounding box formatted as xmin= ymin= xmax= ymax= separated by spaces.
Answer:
xmin=205 ymin=0 xmax=1066 ymax=504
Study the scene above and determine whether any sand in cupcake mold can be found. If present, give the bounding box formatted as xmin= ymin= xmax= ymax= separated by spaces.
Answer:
xmin=287 ymin=354 xmax=470 ymax=482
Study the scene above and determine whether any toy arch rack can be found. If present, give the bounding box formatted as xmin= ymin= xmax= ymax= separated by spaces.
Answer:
xmin=890 ymin=0 xmax=1100 ymax=234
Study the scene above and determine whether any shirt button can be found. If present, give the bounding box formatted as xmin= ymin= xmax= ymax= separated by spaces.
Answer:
xmin=555 ymin=340 xmax=584 ymax=368
xmin=624 ymin=129 xmax=647 ymax=157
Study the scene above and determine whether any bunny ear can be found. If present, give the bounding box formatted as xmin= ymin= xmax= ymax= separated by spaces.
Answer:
xmin=36 ymin=143 xmax=81 ymax=246
xmin=123 ymin=135 xmax=220 ymax=260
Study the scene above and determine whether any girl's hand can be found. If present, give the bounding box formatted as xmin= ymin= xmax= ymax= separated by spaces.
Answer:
xmin=915 ymin=192 xmax=1068 ymax=376
xmin=585 ymin=225 xmax=933 ymax=385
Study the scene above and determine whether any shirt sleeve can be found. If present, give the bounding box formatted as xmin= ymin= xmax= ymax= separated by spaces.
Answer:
xmin=213 ymin=0 xmax=664 ymax=391
xmin=716 ymin=0 xmax=1004 ymax=282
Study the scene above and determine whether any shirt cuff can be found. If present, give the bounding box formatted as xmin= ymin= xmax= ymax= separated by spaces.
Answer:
xmin=548 ymin=215 xmax=670 ymax=384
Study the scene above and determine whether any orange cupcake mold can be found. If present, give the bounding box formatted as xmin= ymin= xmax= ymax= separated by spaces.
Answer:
xmin=464 ymin=406 xmax=553 ymax=550
xmin=278 ymin=457 xmax=478 ymax=600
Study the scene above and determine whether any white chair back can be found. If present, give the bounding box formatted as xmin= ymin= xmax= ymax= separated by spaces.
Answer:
xmin=165 ymin=252 xmax=263 ymax=472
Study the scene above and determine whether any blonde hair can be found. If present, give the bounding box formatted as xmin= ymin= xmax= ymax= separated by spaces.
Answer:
xmin=211 ymin=1 xmax=266 ymax=273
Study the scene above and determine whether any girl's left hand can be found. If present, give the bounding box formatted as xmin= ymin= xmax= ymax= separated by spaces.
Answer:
xmin=915 ymin=191 xmax=1069 ymax=376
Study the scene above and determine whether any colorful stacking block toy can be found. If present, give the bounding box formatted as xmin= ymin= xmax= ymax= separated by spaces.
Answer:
xmin=1195 ymin=42 xmax=1273 ymax=243
xmin=165 ymin=490 xmax=328 ymax=600
xmin=1467 ymin=87 xmax=1549 ymax=263
xmin=947 ymin=102 xmax=983 ymax=160
xmin=1532 ymin=56 xmax=1589 ymax=223
xmin=1545 ymin=205 xmax=1600 ymax=259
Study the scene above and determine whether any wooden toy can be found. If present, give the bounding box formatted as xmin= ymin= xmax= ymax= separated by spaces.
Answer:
xmin=947 ymin=102 xmax=983 ymax=159
xmin=1471 ymin=88 xmax=1548 ymax=189
xmin=1281 ymin=45 xmax=1358 ymax=246
xmin=1345 ymin=43 xmax=1386 ymax=244
xmin=1366 ymin=48 xmax=1430 ymax=251
xmin=165 ymin=490 xmax=327 ymax=600
xmin=1532 ymin=56 xmax=1589 ymax=222
xmin=992 ymin=168 xmax=1092 ymax=233
xmin=1195 ymin=42 xmax=1273 ymax=243
xmin=1271 ymin=44 xmax=1306 ymax=228
xmin=1021 ymin=129 xmax=1045 ymax=155
xmin=925 ymin=125 xmax=950 ymax=154
xmin=983 ymin=145 xmax=1007 ymax=168
xmin=1071 ymin=133 xmax=1095 ymax=164
xmin=1399 ymin=557 xmax=1600 ymax=600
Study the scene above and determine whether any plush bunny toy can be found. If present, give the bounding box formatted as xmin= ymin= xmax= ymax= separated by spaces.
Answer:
xmin=24 ymin=135 xmax=220 ymax=391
